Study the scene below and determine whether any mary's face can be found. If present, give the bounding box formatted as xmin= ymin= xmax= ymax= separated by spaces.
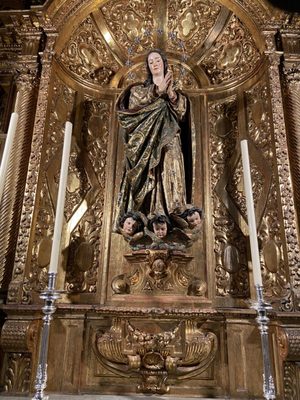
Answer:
xmin=147 ymin=52 xmax=164 ymax=76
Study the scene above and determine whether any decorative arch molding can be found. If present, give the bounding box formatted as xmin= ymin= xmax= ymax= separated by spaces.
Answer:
xmin=38 ymin=0 xmax=277 ymax=92
xmin=45 ymin=0 xmax=283 ymax=36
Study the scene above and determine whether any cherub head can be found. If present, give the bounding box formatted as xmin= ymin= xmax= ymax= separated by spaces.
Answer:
xmin=148 ymin=214 xmax=171 ymax=239
xmin=150 ymin=258 xmax=167 ymax=279
xmin=181 ymin=207 xmax=203 ymax=229
xmin=119 ymin=211 xmax=144 ymax=236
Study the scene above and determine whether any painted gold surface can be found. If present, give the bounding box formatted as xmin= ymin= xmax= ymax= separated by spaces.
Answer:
xmin=0 ymin=0 xmax=300 ymax=398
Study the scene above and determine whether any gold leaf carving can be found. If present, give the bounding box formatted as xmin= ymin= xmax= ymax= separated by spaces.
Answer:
xmin=209 ymin=98 xmax=250 ymax=297
xmin=94 ymin=317 xmax=217 ymax=393
xmin=21 ymin=76 xmax=75 ymax=303
xmin=112 ymin=250 xmax=203 ymax=296
xmin=65 ymin=99 xmax=110 ymax=294
xmin=101 ymin=0 xmax=155 ymax=54
xmin=246 ymin=81 xmax=288 ymax=301
xmin=3 ymin=353 xmax=31 ymax=393
xmin=202 ymin=14 xmax=261 ymax=85
xmin=284 ymin=362 xmax=298 ymax=400
xmin=283 ymin=65 xmax=300 ymax=293
xmin=167 ymin=0 xmax=221 ymax=55
xmin=267 ymin=53 xmax=300 ymax=310
xmin=59 ymin=17 xmax=119 ymax=86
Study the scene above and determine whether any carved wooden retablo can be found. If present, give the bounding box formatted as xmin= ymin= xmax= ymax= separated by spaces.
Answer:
xmin=0 ymin=0 xmax=300 ymax=398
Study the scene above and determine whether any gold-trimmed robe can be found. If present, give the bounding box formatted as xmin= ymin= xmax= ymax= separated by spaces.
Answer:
xmin=115 ymin=83 xmax=190 ymax=224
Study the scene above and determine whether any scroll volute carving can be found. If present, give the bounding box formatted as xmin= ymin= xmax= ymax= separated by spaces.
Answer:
xmin=111 ymin=249 xmax=207 ymax=298
xmin=59 ymin=16 xmax=119 ymax=86
xmin=93 ymin=317 xmax=217 ymax=394
xmin=1 ymin=319 xmax=40 ymax=353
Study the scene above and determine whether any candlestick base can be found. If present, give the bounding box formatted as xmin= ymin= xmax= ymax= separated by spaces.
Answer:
xmin=250 ymin=285 xmax=276 ymax=400
xmin=32 ymin=273 xmax=63 ymax=400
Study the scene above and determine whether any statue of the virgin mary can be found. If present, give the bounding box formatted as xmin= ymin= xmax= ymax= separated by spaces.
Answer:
xmin=114 ymin=49 xmax=194 ymax=226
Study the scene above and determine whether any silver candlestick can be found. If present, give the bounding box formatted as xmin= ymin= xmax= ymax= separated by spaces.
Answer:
xmin=32 ymin=273 xmax=61 ymax=400
xmin=251 ymin=284 xmax=276 ymax=400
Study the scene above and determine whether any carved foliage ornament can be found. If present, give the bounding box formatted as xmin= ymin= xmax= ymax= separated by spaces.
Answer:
xmin=10 ymin=14 xmax=41 ymax=36
xmin=167 ymin=0 xmax=221 ymax=55
xmin=267 ymin=51 xmax=300 ymax=310
xmin=246 ymin=81 xmax=288 ymax=300
xmin=112 ymin=249 xmax=207 ymax=297
xmin=56 ymin=0 xmax=261 ymax=88
xmin=201 ymin=14 xmax=261 ymax=85
xmin=284 ymin=63 xmax=300 ymax=85
xmin=8 ymin=34 xmax=57 ymax=304
xmin=65 ymin=99 xmax=110 ymax=294
xmin=3 ymin=353 xmax=31 ymax=393
xmin=209 ymin=97 xmax=249 ymax=297
xmin=1 ymin=319 xmax=39 ymax=393
xmin=21 ymin=77 xmax=75 ymax=303
xmin=94 ymin=318 xmax=217 ymax=393
xmin=59 ymin=17 xmax=119 ymax=86
xmin=213 ymin=200 xmax=250 ymax=297
xmin=101 ymin=0 xmax=155 ymax=53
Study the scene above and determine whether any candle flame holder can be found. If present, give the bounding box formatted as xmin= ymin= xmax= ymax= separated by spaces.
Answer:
xmin=251 ymin=284 xmax=276 ymax=400
xmin=32 ymin=273 xmax=62 ymax=400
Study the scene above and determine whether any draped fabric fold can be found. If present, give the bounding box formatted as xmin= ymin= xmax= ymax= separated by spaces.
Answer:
xmin=114 ymin=83 xmax=192 ymax=227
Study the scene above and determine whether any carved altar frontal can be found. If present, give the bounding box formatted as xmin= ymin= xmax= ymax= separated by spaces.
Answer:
xmin=1 ymin=0 xmax=300 ymax=399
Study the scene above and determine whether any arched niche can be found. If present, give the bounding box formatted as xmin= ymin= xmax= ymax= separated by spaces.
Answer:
xmin=28 ymin=0 xmax=284 ymax=307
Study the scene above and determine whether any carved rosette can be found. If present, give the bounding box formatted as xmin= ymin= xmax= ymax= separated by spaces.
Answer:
xmin=94 ymin=317 xmax=217 ymax=393
xmin=111 ymin=249 xmax=207 ymax=297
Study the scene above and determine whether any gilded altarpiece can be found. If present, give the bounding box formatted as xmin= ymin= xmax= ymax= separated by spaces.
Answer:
xmin=0 ymin=0 xmax=300 ymax=398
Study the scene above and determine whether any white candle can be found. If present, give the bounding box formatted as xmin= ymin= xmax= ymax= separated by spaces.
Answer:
xmin=240 ymin=139 xmax=263 ymax=286
xmin=48 ymin=121 xmax=73 ymax=274
xmin=0 ymin=112 xmax=19 ymax=203
xmin=0 ymin=92 xmax=20 ymax=203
